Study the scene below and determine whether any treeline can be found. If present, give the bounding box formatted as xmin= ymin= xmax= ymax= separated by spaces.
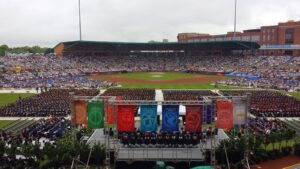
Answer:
xmin=0 ymin=44 xmax=53 ymax=56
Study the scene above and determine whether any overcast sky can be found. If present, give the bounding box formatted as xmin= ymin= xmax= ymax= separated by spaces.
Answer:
xmin=0 ymin=0 xmax=299 ymax=47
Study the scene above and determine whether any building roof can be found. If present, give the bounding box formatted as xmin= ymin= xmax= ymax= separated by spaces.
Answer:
xmin=54 ymin=40 xmax=260 ymax=52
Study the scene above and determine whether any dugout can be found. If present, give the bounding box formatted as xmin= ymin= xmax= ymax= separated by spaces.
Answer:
xmin=54 ymin=40 xmax=259 ymax=57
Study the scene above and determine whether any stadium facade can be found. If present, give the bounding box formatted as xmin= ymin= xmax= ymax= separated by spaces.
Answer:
xmin=54 ymin=41 xmax=259 ymax=56
xmin=178 ymin=20 xmax=300 ymax=56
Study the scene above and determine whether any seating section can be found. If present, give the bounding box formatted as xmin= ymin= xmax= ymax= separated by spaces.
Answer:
xmin=221 ymin=90 xmax=300 ymax=117
xmin=4 ymin=119 xmax=36 ymax=135
xmin=22 ymin=118 xmax=71 ymax=139
xmin=163 ymin=90 xmax=219 ymax=101
xmin=249 ymin=117 xmax=287 ymax=134
xmin=281 ymin=119 xmax=300 ymax=134
xmin=0 ymin=89 xmax=99 ymax=117
xmin=0 ymin=54 xmax=299 ymax=90
xmin=101 ymin=88 xmax=155 ymax=100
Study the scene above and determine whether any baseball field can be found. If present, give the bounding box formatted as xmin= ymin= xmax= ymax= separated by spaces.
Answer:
xmin=0 ymin=93 xmax=35 ymax=107
xmin=88 ymin=72 xmax=245 ymax=89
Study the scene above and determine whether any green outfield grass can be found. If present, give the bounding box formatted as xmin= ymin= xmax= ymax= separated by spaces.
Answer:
xmin=289 ymin=92 xmax=300 ymax=100
xmin=121 ymin=83 xmax=250 ymax=89
xmin=122 ymin=72 xmax=194 ymax=80
xmin=90 ymin=72 xmax=252 ymax=89
xmin=117 ymin=72 xmax=249 ymax=89
xmin=0 ymin=120 xmax=16 ymax=129
xmin=0 ymin=93 xmax=35 ymax=107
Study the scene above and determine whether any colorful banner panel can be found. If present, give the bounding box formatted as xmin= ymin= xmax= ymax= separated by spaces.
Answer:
xmin=233 ymin=98 xmax=247 ymax=126
xmin=74 ymin=100 xmax=87 ymax=126
xmin=105 ymin=96 xmax=122 ymax=125
xmin=185 ymin=105 xmax=202 ymax=132
xmin=117 ymin=105 xmax=135 ymax=132
xmin=206 ymin=105 xmax=213 ymax=124
xmin=87 ymin=101 xmax=104 ymax=129
xmin=140 ymin=105 xmax=157 ymax=132
xmin=106 ymin=105 xmax=115 ymax=125
xmin=216 ymin=100 xmax=233 ymax=130
xmin=202 ymin=105 xmax=213 ymax=124
xmin=162 ymin=105 xmax=179 ymax=132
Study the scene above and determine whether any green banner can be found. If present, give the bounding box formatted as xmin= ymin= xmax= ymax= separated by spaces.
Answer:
xmin=87 ymin=101 xmax=104 ymax=129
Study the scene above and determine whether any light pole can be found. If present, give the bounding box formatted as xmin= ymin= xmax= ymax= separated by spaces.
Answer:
xmin=78 ymin=0 xmax=82 ymax=41
xmin=233 ymin=0 xmax=237 ymax=39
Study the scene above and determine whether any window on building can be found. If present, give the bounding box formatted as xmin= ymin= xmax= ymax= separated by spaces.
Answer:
xmin=285 ymin=28 xmax=294 ymax=44
xmin=251 ymin=36 xmax=260 ymax=42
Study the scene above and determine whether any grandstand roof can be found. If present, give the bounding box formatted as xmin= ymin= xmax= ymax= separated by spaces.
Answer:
xmin=54 ymin=40 xmax=260 ymax=56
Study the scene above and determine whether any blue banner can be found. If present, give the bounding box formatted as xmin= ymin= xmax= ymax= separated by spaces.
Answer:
xmin=206 ymin=105 xmax=212 ymax=124
xmin=203 ymin=105 xmax=213 ymax=124
xmin=162 ymin=105 xmax=179 ymax=132
xmin=140 ymin=105 xmax=157 ymax=132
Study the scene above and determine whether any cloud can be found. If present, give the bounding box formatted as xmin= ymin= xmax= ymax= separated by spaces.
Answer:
xmin=0 ymin=0 xmax=299 ymax=47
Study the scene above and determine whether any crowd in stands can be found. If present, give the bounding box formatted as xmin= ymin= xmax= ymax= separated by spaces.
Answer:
xmin=221 ymin=90 xmax=300 ymax=117
xmin=0 ymin=54 xmax=114 ymax=88
xmin=21 ymin=117 xmax=71 ymax=139
xmin=249 ymin=117 xmax=287 ymax=134
xmin=163 ymin=90 xmax=218 ymax=100
xmin=0 ymin=117 xmax=72 ymax=168
xmin=0 ymin=89 xmax=99 ymax=117
xmin=0 ymin=54 xmax=299 ymax=90
xmin=101 ymin=88 xmax=155 ymax=100
xmin=218 ymin=56 xmax=299 ymax=91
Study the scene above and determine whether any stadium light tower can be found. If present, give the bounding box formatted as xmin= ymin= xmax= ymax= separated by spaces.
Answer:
xmin=78 ymin=0 xmax=82 ymax=41
xmin=233 ymin=0 xmax=237 ymax=38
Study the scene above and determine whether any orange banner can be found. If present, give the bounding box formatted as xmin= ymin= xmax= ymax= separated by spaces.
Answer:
xmin=216 ymin=100 xmax=233 ymax=130
xmin=185 ymin=106 xmax=202 ymax=132
xmin=74 ymin=100 xmax=87 ymax=126
xmin=106 ymin=104 xmax=115 ymax=124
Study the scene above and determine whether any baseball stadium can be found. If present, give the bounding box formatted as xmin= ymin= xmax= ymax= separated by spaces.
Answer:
xmin=1 ymin=38 xmax=300 ymax=169
xmin=1 ymin=1 xmax=300 ymax=169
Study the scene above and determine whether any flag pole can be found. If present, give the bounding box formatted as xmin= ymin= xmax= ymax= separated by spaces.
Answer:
xmin=78 ymin=0 xmax=82 ymax=41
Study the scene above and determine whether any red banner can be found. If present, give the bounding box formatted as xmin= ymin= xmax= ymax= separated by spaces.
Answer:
xmin=74 ymin=100 xmax=87 ymax=126
xmin=216 ymin=100 xmax=233 ymax=130
xmin=106 ymin=105 xmax=115 ymax=124
xmin=104 ymin=96 xmax=122 ymax=125
xmin=117 ymin=105 xmax=135 ymax=131
xmin=185 ymin=106 xmax=202 ymax=132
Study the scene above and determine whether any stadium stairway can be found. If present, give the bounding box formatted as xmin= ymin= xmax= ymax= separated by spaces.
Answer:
xmin=155 ymin=90 xmax=164 ymax=101
xmin=4 ymin=119 xmax=37 ymax=136
xmin=212 ymin=90 xmax=222 ymax=96
xmin=253 ymin=56 xmax=268 ymax=66
xmin=3 ymin=119 xmax=21 ymax=131
xmin=13 ymin=120 xmax=37 ymax=135
xmin=280 ymin=56 xmax=294 ymax=66
xmin=281 ymin=118 xmax=300 ymax=135
xmin=100 ymin=89 xmax=106 ymax=95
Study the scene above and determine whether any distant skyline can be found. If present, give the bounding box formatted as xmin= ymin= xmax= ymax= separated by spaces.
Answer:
xmin=0 ymin=0 xmax=299 ymax=47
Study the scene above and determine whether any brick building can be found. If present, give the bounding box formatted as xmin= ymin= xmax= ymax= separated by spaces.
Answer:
xmin=177 ymin=20 xmax=300 ymax=56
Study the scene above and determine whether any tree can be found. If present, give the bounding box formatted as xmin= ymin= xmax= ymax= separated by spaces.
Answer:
xmin=91 ymin=144 xmax=105 ymax=165
xmin=0 ymin=141 xmax=5 ymax=157
xmin=44 ymin=48 xmax=54 ymax=54
xmin=6 ymin=140 xmax=18 ymax=158
xmin=0 ymin=44 xmax=9 ymax=56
